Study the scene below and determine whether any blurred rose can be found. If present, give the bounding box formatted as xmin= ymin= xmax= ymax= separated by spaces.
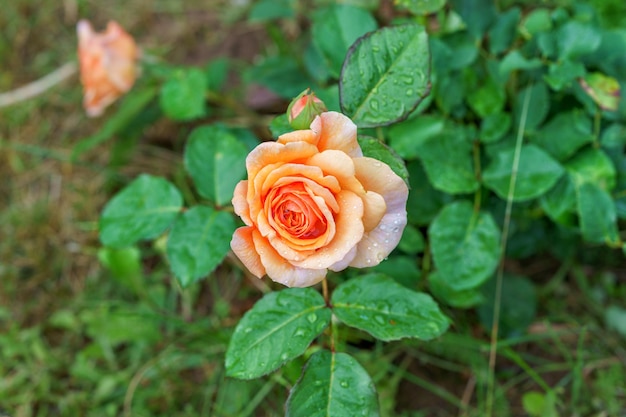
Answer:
xmin=77 ymin=20 xmax=139 ymax=117
xmin=231 ymin=111 xmax=408 ymax=287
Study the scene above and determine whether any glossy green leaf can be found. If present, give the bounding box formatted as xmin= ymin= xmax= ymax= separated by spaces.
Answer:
xmin=245 ymin=56 xmax=313 ymax=98
xmin=332 ymin=274 xmax=448 ymax=341
xmin=429 ymin=201 xmax=501 ymax=290
xmin=415 ymin=127 xmax=479 ymax=194
xmin=557 ymin=21 xmax=602 ymax=60
xmin=477 ymin=275 xmax=537 ymax=338
xmin=184 ymin=125 xmax=248 ymax=206
xmin=531 ymin=111 xmax=594 ymax=161
xmin=566 ymin=148 xmax=616 ymax=190
xmin=225 ymin=288 xmax=330 ymax=379
xmin=577 ymin=182 xmax=620 ymax=244
xmin=499 ymin=50 xmax=543 ymax=79
xmin=395 ymin=0 xmax=445 ymax=15
xmin=159 ymin=68 xmax=207 ymax=121
xmin=483 ymin=144 xmax=564 ymax=201
xmin=269 ymin=114 xmax=293 ymax=138
xmin=514 ymin=82 xmax=549 ymax=130
xmin=480 ymin=112 xmax=511 ymax=144
xmin=406 ymin=161 xmax=453 ymax=226
xmin=100 ymin=175 xmax=183 ymax=247
xmin=429 ymin=271 xmax=484 ymax=309
xmin=398 ymin=224 xmax=425 ymax=254
xmin=357 ymin=136 xmax=408 ymax=184
xmin=166 ymin=206 xmax=236 ymax=287
xmin=387 ymin=115 xmax=446 ymax=159
xmin=286 ymin=350 xmax=379 ymax=417
xmin=312 ymin=4 xmax=377 ymax=78
xmin=371 ymin=256 xmax=421 ymax=289
xmin=98 ymin=247 xmax=143 ymax=294
xmin=340 ymin=24 xmax=431 ymax=127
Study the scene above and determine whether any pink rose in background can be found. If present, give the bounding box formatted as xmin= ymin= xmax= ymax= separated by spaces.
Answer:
xmin=77 ymin=20 xmax=139 ymax=117
xmin=230 ymin=111 xmax=408 ymax=287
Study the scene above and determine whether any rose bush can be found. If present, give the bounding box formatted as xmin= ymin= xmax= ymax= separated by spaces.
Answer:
xmin=77 ymin=20 xmax=139 ymax=117
xmin=230 ymin=111 xmax=409 ymax=287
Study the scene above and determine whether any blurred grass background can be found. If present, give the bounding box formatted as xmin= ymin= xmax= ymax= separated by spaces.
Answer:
xmin=1 ymin=1 xmax=626 ymax=416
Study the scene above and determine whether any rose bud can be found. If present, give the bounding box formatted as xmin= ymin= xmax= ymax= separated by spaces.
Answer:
xmin=287 ymin=89 xmax=328 ymax=130
xmin=77 ymin=19 xmax=139 ymax=117
xmin=231 ymin=111 xmax=408 ymax=288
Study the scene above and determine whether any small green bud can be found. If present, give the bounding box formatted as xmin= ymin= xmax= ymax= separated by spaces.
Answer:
xmin=287 ymin=88 xmax=327 ymax=130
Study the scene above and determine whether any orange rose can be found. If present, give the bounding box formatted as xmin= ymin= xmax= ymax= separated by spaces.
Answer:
xmin=231 ymin=112 xmax=409 ymax=287
xmin=77 ymin=20 xmax=139 ymax=117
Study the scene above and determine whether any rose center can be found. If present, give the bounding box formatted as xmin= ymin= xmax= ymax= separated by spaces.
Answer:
xmin=270 ymin=183 xmax=327 ymax=239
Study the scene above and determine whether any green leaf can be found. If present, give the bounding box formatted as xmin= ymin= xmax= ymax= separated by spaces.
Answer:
xmin=480 ymin=112 xmax=511 ymax=144
xmin=557 ymin=21 xmax=602 ymax=60
xmin=566 ymin=148 xmax=616 ymax=190
xmin=429 ymin=271 xmax=484 ymax=309
xmin=269 ymin=114 xmax=293 ymax=138
xmin=312 ymin=4 xmax=378 ymax=78
xmin=477 ymin=275 xmax=537 ymax=338
xmin=449 ymin=0 xmax=496 ymax=38
xmin=605 ymin=305 xmax=626 ymax=338
xmin=72 ymin=86 xmax=158 ymax=160
xmin=416 ymin=127 xmax=479 ymax=194
xmin=184 ymin=125 xmax=248 ymax=206
xmin=340 ymin=24 xmax=431 ymax=127
xmin=488 ymin=8 xmax=521 ymax=55
xmin=245 ymin=56 xmax=313 ymax=99
xmin=166 ymin=206 xmax=236 ymax=287
xmin=531 ymin=111 xmax=594 ymax=161
xmin=97 ymin=247 xmax=143 ymax=294
xmin=406 ymin=161 xmax=453 ymax=226
xmin=205 ymin=58 xmax=230 ymax=92
xmin=576 ymin=182 xmax=620 ymax=244
xmin=539 ymin=176 xmax=577 ymax=225
xmin=159 ymin=68 xmax=207 ymax=121
xmin=395 ymin=0 xmax=445 ymax=15
xmin=332 ymin=274 xmax=448 ymax=341
xmin=398 ymin=224 xmax=425 ymax=254
xmin=467 ymin=78 xmax=506 ymax=117
xmin=483 ymin=144 xmax=564 ymax=201
xmin=519 ymin=8 xmax=552 ymax=38
xmin=286 ymin=350 xmax=379 ymax=417
xmin=601 ymin=123 xmax=626 ymax=148
xmin=225 ymin=288 xmax=331 ymax=379
xmin=429 ymin=201 xmax=501 ymax=290
xmin=357 ymin=136 xmax=408 ymax=184
xmin=100 ymin=174 xmax=183 ymax=247
xmin=370 ymin=256 xmax=421 ymax=289
xmin=499 ymin=51 xmax=543 ymax=79
xmin=514 ymin=82 xmax=549 ymax=131
xmin=544 ymin=60 xmax=586 ymax=91
xmin=387 ymin=114 xmax=446 ymax=159
xmin=248 ymin=0 xmax=294 ymax=21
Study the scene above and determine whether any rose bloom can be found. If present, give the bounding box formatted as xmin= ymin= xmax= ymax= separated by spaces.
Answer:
xmin=77 ymin=20 xmax=139 ymax=117
xmin=231 ymin=111 xmax=409 ymax=287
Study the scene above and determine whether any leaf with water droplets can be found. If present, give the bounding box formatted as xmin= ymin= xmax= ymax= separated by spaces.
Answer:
xmin=286 ymin=350 xmax=380 ymax=417
xmin=340 ymin=24 xmax=431 ymax=127
xmin=225 ymin=288 xmax=331 ymax=379
xmin=331 ymin=274 xmax=449 ymax=341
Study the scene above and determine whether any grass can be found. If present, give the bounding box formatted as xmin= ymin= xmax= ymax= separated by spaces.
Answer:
xmin=1 ymin=1 xmax=626 ymax=416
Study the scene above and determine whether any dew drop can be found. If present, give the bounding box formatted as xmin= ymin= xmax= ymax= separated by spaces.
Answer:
xmin=340 ymin=380 xmax=350 ymax=388
xmin=374 ymin=315 xmax=385 ymax=325
xmin=294 ymin=328 xmax=306 ymax=337
xmin=281 ymin=353 xmax=289 ymax=360
xmin=244 ymin=327 xmax=252 ymax=333
xmin=307 ymin=313 xmax=318 ymax=323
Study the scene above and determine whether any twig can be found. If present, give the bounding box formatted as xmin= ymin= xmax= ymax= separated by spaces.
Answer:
xmin=0 ymin=61 xmax=77 ymax=108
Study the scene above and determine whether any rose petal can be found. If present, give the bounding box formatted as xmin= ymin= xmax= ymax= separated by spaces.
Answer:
xmin=349 ymin=157 xmax=408 ymax=267
xmin=311 ymin=112 xmax=362 ymax=158
xmin=246 ymin=141 xmax=318 ymax=181
xmin=306 ymin=150 xmax=364 ymax=194
xmin=291 ymin=190 xmax=364 ymax=269
xmin=252 ymin=230 xmax=327 ymax=287
xmin=361 ymin=191 xmax=386 ymax=232
xmin=231 ymin=226 xmax=266 ymax=278
xmin=329 ymin=245 xmax=357 ymax=272
xmin=232 ymin=180 xmax=252 ymax=226
xmin=277 ymin=129 xmax=318 ymax=146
